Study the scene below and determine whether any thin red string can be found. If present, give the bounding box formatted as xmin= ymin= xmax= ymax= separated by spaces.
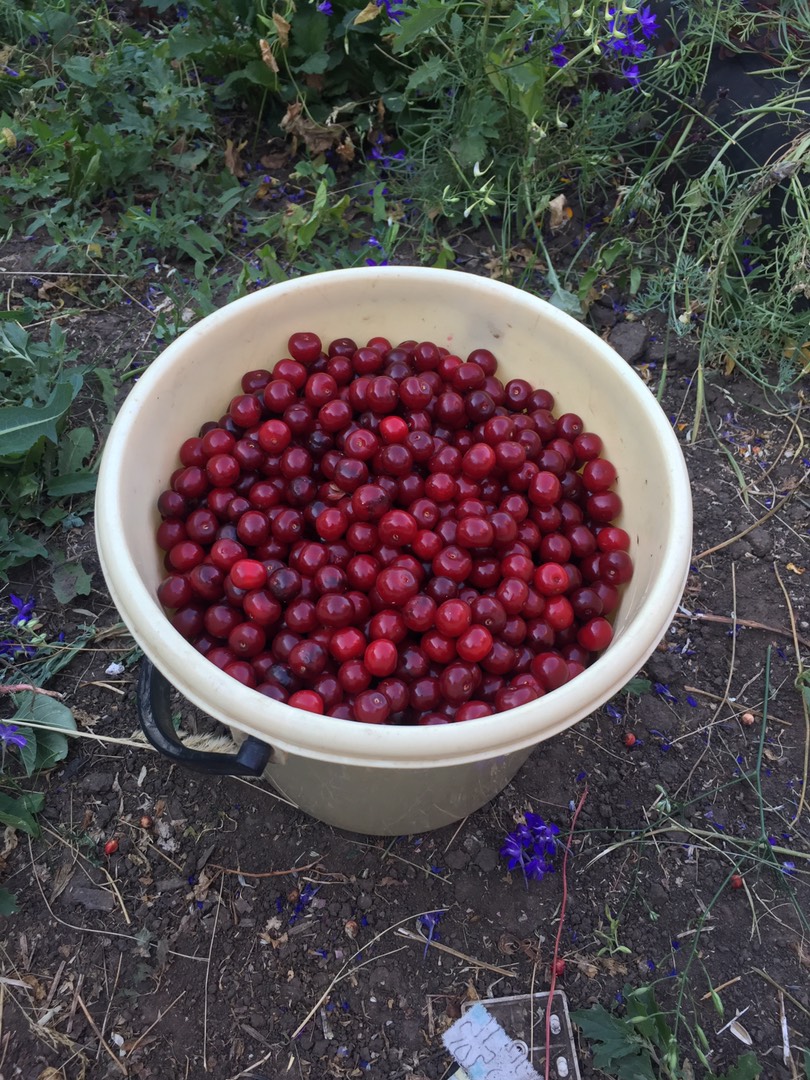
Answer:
xmin=545 ymin=784 xmax=589 ymax=1080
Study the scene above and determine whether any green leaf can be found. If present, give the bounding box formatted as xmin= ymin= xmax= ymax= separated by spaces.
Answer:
xmin=62 ymin=56 xmax=100 ymax=87
xmin=51 ymin=560 xmax=93 ymax=604
xmin=406 ymin=56 xmax=446 ymax=92
xmin=13 ymin=696 xmax=76 ymax=772
xmin=0 ymin=792 xmax=41 ymax=836
xmin=393 ymin=2 xmax=448 ymax=50
xmin=298 ymin=52 xmax=330 ymax=75
xmin=624 ymin=677 xmax=652 ymax=696
xmin=47 ymin=471 xmax=98 ymax=497
xmin=803 ymin=1050 xmax=809 ymax=1080
xmin=15 ymin=725 xmax=38 ymax=778
xmin=710 ymin=1053 xmax=762 ymax=1080
xmin=167 ymin=28 xmax=210 ymax=60
xmin=571 ymin=1005 xmax=657 ymax=1080
xmin=58 ymin=426 xmax=94 ymax=474
xmin=0 ymin=887 xmax=18 ymax=915
xmin=0 ymin=380 xmax=78 ymax=457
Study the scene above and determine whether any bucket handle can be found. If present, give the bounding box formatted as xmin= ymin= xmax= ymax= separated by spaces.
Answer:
xmin=137 ymin=659 xmax=272 ymax=776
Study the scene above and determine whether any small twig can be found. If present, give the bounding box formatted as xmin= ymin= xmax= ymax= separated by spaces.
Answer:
xmin=203 ymin=874 xmax=225 ymax=1072
xmin=750 ymin=968 xmax=810 ymax=1020
xmin=99 ymin=867 xmax=131 ymax=926
xmin=126 ymin=990 xmax=186 ymax=1059
xmin=396 ymin=928 xmax=516 ymax=978
xmin=673 ymin=610 xmax=810 ymax=650
xmin=773 ymin=563 xmax=809 ymax=825
xmin=779 ymin=990 xmax=791 ymax=1065
xmin=97 ymin=953 xmax=123 ymax=1063
xmin=694 ymin=478 xmax=806 ymax=559
xmin=546 ymin=787 xmax=589 ymax=1080
xmin=0 ymin=684 xmax=65 ymax=699
xmin=76 ymin=993 xmax=127 ymax=1075
xmin=443 ymin=815 xmax=469 ymax=856
xmin=208 ymin=857 xmax=322 ymax=879
xmin=700 ymin=975 xmax=741 ymax=999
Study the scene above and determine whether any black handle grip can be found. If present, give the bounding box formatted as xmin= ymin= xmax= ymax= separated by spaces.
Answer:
xmin=137 ymin=659 xmax=272 ymax=776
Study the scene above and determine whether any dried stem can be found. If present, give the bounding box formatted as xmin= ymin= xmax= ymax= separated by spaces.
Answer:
xmin=76 ymin=994 xmax=127 ymax=1076
xmin=773 ymin=563 xmax=809 ymax=825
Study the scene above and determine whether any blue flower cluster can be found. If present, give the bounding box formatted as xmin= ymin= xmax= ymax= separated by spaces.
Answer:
xmin=500 ymin=812 xmax=560 ymax=884
xmin=549 ymin=4 xmax=658 ymax=86
xmin=601 ymin=5 xmax=658 ymax=87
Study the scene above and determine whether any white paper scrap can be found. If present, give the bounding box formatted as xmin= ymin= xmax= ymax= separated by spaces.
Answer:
xmin=443 ymin=1002 xmax=542 ymax=1080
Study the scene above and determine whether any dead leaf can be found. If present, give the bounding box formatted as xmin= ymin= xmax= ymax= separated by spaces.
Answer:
xmin=497 ymin=933 xmax=521 ymax=956
xmin=259 ymin=38 xmax=279 ymax=73
xmin=786 ymin=562 xmax=806 ymax=575
xmin=272 ymin=13 xmax=290 ymax=47
xmin=548 ymin=193 xmax=569 ymax=231
xmin=376 ymin=98 xmax=385 ymax=123
xmin=0 ymin=826 xmax=17 ymax=870
xmin=280 ymin=101 xmax=347 ymax=156
xmin=378 ymin=876 xmax=405 ymax=886
xmin=260 ymin=150 xmax=290 ymax=170
xmin=723 ymin=354 xmax=736 ymax=377
xmin=224 ymin=138 xmax=247 ymax=179
xmin=600 ymin=957 xmax=629 ymax=976
xmin=463 ymin=980 xmax=479 ymax=1002
xmin=354 ymin=1 xmax=381 ymax=24
xmin=335 ymin=138 xmax=356 ymax=162
xmin=37 ymin=1070 xmax=64 ymax=1080
xmin=22 ymin=974 xmax=46 ymax=1002
xmin=304 ymin=73 xmax=325 ymax=91
xmin=573 ymin=958 xmax=599 ymax=978
xmin=50 ymin=862 xmax=75 ymax=903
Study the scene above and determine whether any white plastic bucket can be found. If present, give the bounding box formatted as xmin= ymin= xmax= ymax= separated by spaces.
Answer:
xmin=95 ymin=268 xmax=692 ymax=834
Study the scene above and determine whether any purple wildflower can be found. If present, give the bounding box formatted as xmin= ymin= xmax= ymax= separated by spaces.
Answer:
xmin=376 ymin=0 xmax=405 ymax=23
xmin=637 ymin=6 xmax=658 ymax=39
xmin=317 ymin=0 xmax=333 ymax=12
xmin=551 ymin=41 xmax=568 ymax=67
xmin=9 ymin=595 xmax=35 ymax=627
xmin=500 ymin=813 xmax=560 ymax=885
xmin=624 ymin=63 xmax=641 ymax=87
xmin=418 ymin=911 xmax=442 ymax=956
xmin=0 ymin=723 xmax=27 ymax=749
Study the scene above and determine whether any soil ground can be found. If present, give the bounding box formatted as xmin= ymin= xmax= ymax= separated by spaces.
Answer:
xmin=1 ymin=261 xmax=809 ymax=1080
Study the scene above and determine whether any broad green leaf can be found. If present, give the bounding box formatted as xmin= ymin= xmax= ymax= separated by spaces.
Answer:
xmin=710 ymin=1053 xmax=762 ymax=1080
xmin=0 ymin=888 xmax=18 ymax=915
xmin=13 ymin=696 xmax=75 ymax=772
xmin=34 ymin=728 xmax=71 ymax=771
xmin=51 ymin=560 xmax=93 ymax=604
xmin=47 ymin=471 xmax=97 ymax=497
xmin=62 ymin=56 xmax=100 ymax=87
xmin=58 ymin=426 xmax=94 ymax=474
xmin=0 ymin=792 xmax=41 ymax=836
xmin=15 ymin=725 xmax=38 ymax=778
xmin=571 ymin=1005 xmax=657 ymax=1080
xmin=393 ymin=3 xmax=448 ymax=50
xmin=167 ymin=28 xmax=210 ymax=59
xmin=407 ymin=56 xmax=446 ymax=92
xmin=624 ymin=677 xmax=652 ymax=696
xmin=0 ymin=381 xmax=77 ymax=457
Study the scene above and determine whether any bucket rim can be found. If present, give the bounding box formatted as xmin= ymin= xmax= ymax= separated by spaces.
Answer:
xmin=96 ymin=266 xmax=692 ymax=767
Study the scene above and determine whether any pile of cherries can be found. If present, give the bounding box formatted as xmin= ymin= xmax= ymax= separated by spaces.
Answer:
xmin=155 ymin=331 xmax=633 ymax=725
